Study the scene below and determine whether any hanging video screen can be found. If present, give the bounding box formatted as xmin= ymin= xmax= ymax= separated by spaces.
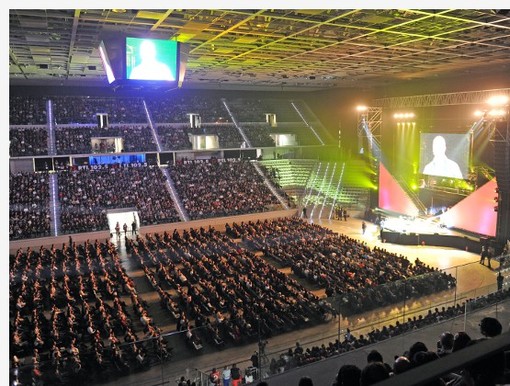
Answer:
xmin=419 ymin=133 xmax=470 ymax=180
xmin=125 ymin=37 xmax=178 ymax=81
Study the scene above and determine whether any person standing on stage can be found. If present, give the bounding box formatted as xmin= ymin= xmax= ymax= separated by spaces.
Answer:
xmin=480 ymin=246 xmax=487 ymax=265
xmin=362 ymin=221 xmax=367 ymax=235
xmin=131 ymin=219 xmax=137 ymax=235
xmin=123 ymin=223 xmax=128 ymax=236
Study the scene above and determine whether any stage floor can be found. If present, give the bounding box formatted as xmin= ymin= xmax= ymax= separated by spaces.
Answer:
xmin=380 ymin=214 xmax=451 ymax=235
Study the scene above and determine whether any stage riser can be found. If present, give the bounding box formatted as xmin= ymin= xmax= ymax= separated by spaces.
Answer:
xmin=381 ymin=230 xmax=481 ymax=253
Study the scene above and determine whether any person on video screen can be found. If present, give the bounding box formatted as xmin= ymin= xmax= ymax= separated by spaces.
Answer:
xmin=129 ymin=40 xmax=174 ymax=81
xmin=423 ymin=135 xmax=463 ymax=179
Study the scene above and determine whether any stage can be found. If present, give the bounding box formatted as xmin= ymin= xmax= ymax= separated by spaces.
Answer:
xmin=377 ymin=213 xmax=483 ymax=253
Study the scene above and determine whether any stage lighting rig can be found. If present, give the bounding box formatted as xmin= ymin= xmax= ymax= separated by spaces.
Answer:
xmin=393 ymin=112 xmax=415 ymax=121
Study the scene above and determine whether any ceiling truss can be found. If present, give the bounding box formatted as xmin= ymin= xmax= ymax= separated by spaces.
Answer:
xmin=9 ymin=9 xmax=510 ymax=91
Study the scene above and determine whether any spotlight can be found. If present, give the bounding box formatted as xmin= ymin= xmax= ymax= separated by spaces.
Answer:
xmin=393 ymin=112 xmax=415 ymax=122
xmin=356 ymin=105 xmax=368 ymax=112
xmin=488 ymin=109 xmax=507 ymax=117
xmin=487 ymin=95 xmax=509 ymax=107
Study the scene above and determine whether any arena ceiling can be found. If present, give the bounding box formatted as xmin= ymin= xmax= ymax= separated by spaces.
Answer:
xmin=9 ymin=9 xmax=510 ymax=91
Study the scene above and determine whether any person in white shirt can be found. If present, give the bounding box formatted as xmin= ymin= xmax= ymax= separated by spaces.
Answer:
xmin=423 ymin=135 xmax=463 ymax=179
xmin=129 ymin=40 xmax=174 ymax=81
xmin=222 ymin=365 xmax=231 ymax=386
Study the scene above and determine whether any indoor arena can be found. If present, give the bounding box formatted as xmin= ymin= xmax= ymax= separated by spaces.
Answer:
xmin=8 ymin=8 xmax=510 ymax=386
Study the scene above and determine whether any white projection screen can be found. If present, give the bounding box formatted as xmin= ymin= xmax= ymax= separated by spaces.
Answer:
xmin=419 ymin=133 xmax=470 ymax=179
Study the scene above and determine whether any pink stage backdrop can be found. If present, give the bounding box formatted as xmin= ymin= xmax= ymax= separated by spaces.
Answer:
xmin=378 ymin=163 xmax=419 ymax=217
xmin=440 ymin=179 xmax=498 ymax=237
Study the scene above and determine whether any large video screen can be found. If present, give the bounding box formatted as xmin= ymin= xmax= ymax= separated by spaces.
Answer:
xmin=419 ymin=133 xmax=470 ymax=179
xmin=125 ymin=37 xmax=178 ymax=81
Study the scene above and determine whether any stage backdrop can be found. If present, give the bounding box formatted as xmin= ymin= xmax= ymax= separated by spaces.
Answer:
xmin=440 ymin=178 xmax=497 ymax=237
xmin=378 ymin=163 xmax=419 ymax=217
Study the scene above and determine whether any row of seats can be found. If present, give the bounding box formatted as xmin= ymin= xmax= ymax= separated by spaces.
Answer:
xmin=285 ymin=296 xmax=509 ymax=386
xmin=168 ymin=159 xmax=288 ymax=220
xmin=230 ymin=217 xmax=455 ymax=314
xmin=10 ymin=240 xmax=171 ymax=386
xmin=9 ymin=95 xmax=325 ymax=156
xmin=54 ymin=125 xmax=158 ymax=154
xmin=58 ymin=165 xmax=181 ymax=234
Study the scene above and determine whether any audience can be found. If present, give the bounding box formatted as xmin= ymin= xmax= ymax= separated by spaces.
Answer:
xmin=9 ymin=240 xmax=171 ymax=386
xmin=9 ymin=218 xmax=510 ymax=386
xmin=52 ymin=96 xmax=146 ymax=124
xmin=9 ymin=93 xmax=509 ymax=386
xmin=239 ymin=123 xmax=276 ymax=148
xmin=189 ymin=124 xmax=243 ymax=149
xmin=231 ymin=217 xmax=455 ymax=314
xmin=58 ymin=164 xmax=180 ymax=234
xmin=146 ymin=94 xmax=230 ymax=123
xmin=10 ymin=127 xmax=49 ymax=156
xmin=56 ymin=124 xmax=157 ymax=154
xmin=10 ymin=96 xmax=48 ymax=125
xmin=157 ymin=124 xmax=192 ymax=151
xmin=332 ymin=364 xmax=361 ymax=386
xmin=360 ymin=362 xmax=390 ymax=386
xmin=9 ymin=172 xmax=51 ymax=240
xmin=169 ymin=158 xmax=285 ymax=220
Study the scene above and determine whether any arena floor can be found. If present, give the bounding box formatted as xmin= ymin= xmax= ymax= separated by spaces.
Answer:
xmin=97 ymin=214 xmax=501 ymax=386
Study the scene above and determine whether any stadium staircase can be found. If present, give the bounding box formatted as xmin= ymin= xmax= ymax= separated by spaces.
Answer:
xmin=290 ymin=100 xmax=328 ymax=145
xmin=160 ymin=168 xmax=190 ymax=222
xmin=47 ymin=99 xmax=56 ymax=155
xmin=302 ymin=160 xmax=371 ymax=219
xmin=142 ymin=99 xmax=163 ymax=152
xmin=258 ymin=159 xmax=317 ymax=203
xmin=251 ymin=162 xmax=290 ymax=210
xmin=309 ymin=162 xmax=339 ymax=218
xmin=221 ymin=99 xmax=252 ymax=147
xmin=49 ymin=173 xmax=61 ymax=236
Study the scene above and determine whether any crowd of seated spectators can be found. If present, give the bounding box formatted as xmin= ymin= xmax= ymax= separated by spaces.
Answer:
xmin=239 ymin=123 xmax=276 ymax=148
xmin=146 ymin=94 xmax=230 ymax=123
xmin=189 ymin=124 xmax=244 ymax=149
xmin=156 ymin=125 xmax=192 ymax=151
xmin=225 ymin=98 xmax=273 ymax=122
xmin=125 ymin=226 xmax=334 ymax=349
xmin=58 ymin=164 xmax=180 ymax=234
xmin=55 ymin=125 xmax=157 ymax=154
xmin=9 ymin=172 xmax=51 ymax=240
xmin=10 ymin=127 xmax=49 ymax=156
xmin=168 ymin=158 xmax=286 ymax=220
xmin=52 ymin=96 xmax=146 ymax=124
xmin=326 ymin=308 xmax=509 ymax=386
xmin=228 ymin=217 xmax=456 ymax=314
xmin=204 ymin=290 xmax=510 ymax=385
xmin=272 ymin=122 xmax=323 ymax=146
xmin=9 ymin=239 xmax=171 ymax=386
xmin=10 ymin=96 xmax=48 ymax=125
